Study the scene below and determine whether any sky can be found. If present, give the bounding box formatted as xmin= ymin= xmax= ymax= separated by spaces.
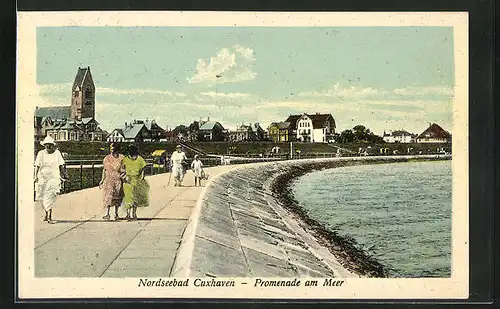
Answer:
xmin=36 ymin=26 xmax=455 ymax=135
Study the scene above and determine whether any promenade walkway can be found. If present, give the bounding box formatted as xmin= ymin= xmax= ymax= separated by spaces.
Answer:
xmin=34 ymin=167 xmax=230 ymax=278
xmin=34 ymin=155 xmax=448 ymax=278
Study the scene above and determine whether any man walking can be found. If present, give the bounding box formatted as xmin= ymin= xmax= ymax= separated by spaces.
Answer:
xmin=170 ymin=145 xmax=187 ymax=186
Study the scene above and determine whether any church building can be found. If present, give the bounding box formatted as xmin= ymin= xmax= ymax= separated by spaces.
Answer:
xmin=34 ymin=66 xmax=108 ymax=142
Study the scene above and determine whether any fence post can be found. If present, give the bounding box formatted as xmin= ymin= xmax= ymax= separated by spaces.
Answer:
xmin=91 ymin=163 xmax=95 ymax=186
xmin=80 ymin=163 xmax=83 ymax=190
xmin=63 ymin=166 xmax=67 ymax=193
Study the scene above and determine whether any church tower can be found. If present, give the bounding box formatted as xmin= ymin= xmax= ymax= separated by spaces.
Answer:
xmin=71 ymin=66 xmax=95 ymax=120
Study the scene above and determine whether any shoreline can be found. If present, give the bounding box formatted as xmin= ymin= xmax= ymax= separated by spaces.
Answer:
xmin=267 ymin=156 xmax=451 ymax=278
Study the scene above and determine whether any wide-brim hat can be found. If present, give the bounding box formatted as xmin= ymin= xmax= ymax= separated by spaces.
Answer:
xmin=176 ymin=145 xmax=182 ymax=149
xmin=40 ymin=136 xmax=56 ymax=146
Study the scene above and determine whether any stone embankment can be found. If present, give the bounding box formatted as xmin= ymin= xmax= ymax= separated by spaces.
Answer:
xmin=172 ymin=155 xmax=451 ymax=278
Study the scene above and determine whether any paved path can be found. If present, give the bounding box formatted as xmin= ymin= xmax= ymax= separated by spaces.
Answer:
xmin=34 ymin=170 xmax=210 ymax=278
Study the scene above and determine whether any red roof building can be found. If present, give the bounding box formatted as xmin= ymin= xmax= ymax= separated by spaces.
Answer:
xmin=416 ymin=123 xmax=452 ymax=143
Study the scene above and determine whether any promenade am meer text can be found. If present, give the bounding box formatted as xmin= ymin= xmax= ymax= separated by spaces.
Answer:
xmin=138 ymin=278 xmax=345 ymax=288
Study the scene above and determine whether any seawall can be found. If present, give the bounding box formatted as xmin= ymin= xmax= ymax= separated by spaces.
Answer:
xmin=171 ymin=155 xmax=451 ymax=278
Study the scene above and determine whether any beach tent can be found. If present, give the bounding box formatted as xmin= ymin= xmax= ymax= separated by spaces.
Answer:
xmin=151 ymin=149 xmax=166 ymax=157
xmin=151 ymin=149 xmax=167 ymax=168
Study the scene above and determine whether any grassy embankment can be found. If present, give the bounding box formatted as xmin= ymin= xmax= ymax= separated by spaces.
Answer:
xmin=36 ymin=141 xmax=452 ymax=159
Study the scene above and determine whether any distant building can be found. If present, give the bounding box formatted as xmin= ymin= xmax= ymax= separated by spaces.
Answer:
xmin=107 ymin=120 xmax=152 ymax=143
xmin=34 ymin=66 xmax=106 ymax=142
xmin=143 ymin=119 xmax=166 ymax=141
xmin=284 ymin=114 xmax=302 ymax=141
xmin=252 ymin=123 xmax=265 ymax=141
xmin=229 ymin=123 xmax=265 ymax=142
xmin=383 ymin=130 xmax=417 ymax=143
xmin=199 ymin=121 xmax=226 ymax=141
xmin=416 ymin=123 xmax=452 ymax=143
xmin=293 ymin=113 xmax=336 ymax=143
xmin=268 ymin=122 xmax=293 ymax=142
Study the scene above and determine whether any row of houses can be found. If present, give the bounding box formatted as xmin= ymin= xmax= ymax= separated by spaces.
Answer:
xmin=382 ymin=123 xmax=452 ymax=143
xmin=104 ymin=113 xmax=336 ymax=143
xmin=105 ymin=116 xmax=450 ymax=144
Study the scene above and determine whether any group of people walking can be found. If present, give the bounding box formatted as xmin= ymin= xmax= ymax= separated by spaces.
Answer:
xmin=34 ymin=137 xmax=206 ymax=224
xmin=99 ymin=142 xmax=149 ymax=221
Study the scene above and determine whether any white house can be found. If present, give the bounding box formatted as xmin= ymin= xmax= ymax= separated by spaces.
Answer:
xmin=295 ymin=113 xmax=335 ymax=143
xmin=107 ymin=129 xmax=126 ymax=142
xmin=382 ymin=130 xmax=417 ymax=143
xmin=106 ymin=120 xmax=152 ymax=143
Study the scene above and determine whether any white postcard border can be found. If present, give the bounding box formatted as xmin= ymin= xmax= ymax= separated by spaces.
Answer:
xmin=17 ymin=11 xmax=469 ymax=299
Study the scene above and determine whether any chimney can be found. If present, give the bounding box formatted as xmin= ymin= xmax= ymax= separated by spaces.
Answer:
xmin=208 ymin=117 xmax=210 ymax=122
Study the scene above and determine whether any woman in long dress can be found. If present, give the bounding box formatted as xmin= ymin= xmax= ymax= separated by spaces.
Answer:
xmin=170 ymin=145 xmax=187 ymax=186
xmin=99 ymin=143 xmax=125 ymax=221
xmin=122 ymin=145 xmax=149 ymax=221
xmin=190 ymin=155 xmax=204 ymax=186
xmin=34 ymin=136 xmax=68 ymax=224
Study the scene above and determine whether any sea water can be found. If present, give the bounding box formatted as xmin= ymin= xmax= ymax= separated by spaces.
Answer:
xmin=292 ymin=160 xmax=452 ymax=277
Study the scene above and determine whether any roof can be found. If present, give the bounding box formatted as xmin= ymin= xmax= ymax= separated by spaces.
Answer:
xmin=81 ymin=117 xmax=97 ymax=124
xmin=278 ymin=122 xmax=291 ymax=129
xmin=189 ymin=121 xmax=200 ymax=131
xmin=72 ymin=67 xmax=90 ymax=91
xmin=310 ymin=114 xmax=334 ymax=129
xmin=59 ymin=121 xmax=73 ymax=130
xmin=417 ymin=123 xmax=452 ymax=140
xmin=386 ymin=130 xmax=414 ymax=137
xmin=284 ymin=115 xmax=302 ymax=129
xmin=110 ymin=129 xmax=125 ymax=136
xmin=122 ymin=123 xmax=145 ymax=139
xmin=199 ymin=121 xmax=224 ymax=131
xmin=286 ymin=113 xmax=335 ymax=129
xmin=173 ymin=125 xmax=188 ymax=134
xmin=35 ymin=106 xmax=71 ymax=119
xmin=237 ymin=124 xmax=253 ymax=132
xmin=144 ymin=119 xmax=164 ymax=132
xmin=252 ymin=123 xmax=263 ymax=131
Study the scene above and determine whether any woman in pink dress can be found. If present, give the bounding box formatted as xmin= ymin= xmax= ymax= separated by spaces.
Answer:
xmin=99 ymin=143 xmax=125 ymax=221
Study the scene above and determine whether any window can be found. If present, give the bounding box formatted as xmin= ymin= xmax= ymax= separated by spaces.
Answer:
xmin=74 ymin=91 xmax=79 ymax=97
xmin=85 ymin=86 xmax=93 ymax=105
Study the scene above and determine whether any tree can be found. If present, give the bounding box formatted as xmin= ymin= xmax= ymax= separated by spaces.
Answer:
xmin=339 ymin=129 xmax=355 ymax=143
xmin=339 ymin=125 xmax=385 ymax=143
xmin=352 ymin=125 xmax=371 ymax=142
xmin=366 ymin=132 xmax=385 ymax=143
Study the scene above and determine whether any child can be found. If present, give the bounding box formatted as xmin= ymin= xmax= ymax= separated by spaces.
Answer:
xmin=191 ymin=155 xmax=204 ymax=186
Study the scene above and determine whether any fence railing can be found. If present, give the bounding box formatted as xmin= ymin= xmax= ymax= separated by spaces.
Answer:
xmin=33 ymin=150 xmax=451 ymax=197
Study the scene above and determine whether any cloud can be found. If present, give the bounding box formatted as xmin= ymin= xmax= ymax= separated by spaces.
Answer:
xmin=199 ymin=92 xmax=253 ymax=99
xmin=298 ymin=82 xmax=387 ymax=100
xmin=297 ymin=83 xmax=454 ymax=103
xmin=187 ymin=45 xmax=257 ymax=85
xmin=393 ymin=86 xmax=454 ymax=97
xmin=97 ymin=87 xmax=187 ymax=97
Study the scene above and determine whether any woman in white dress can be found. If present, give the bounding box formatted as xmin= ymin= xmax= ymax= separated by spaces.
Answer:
xmin=34 ymin=136 xmax=68 ymax=224
xmin=190 ymin=155 xmax=204 ymax=186
xmin=170 ymin=145 xmax=187 ymax=186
